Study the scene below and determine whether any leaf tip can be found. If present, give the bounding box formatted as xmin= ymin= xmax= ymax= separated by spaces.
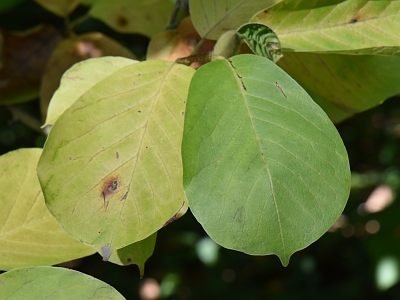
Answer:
xmin=101 ymin=244 xmax=113 ymax=261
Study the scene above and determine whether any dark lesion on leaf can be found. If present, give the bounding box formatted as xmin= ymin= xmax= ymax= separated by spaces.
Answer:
xmin=163 ymin=202 xmax=186 ymax=227
xmin=116 ymin=15 xmax=129 ymax=27
xmin=100 ymin=175 xmax=121 ymax=210
xmin=227 ymin=59 xmax=247 ymax=91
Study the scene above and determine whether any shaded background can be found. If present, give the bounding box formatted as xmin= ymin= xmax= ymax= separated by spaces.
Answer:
xmin=1 ymin=1 xmax=400 ymax=299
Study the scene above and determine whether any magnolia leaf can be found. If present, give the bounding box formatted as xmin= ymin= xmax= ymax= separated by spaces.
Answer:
xmin=40 ymin=32 xmax=135 ymax=120
xmin=37 ymin=60 xmax=195 ymax=258
xmin=238 ymin=22 xmax=283 ymax=62
xmin=0 ymin=266 xmax=125 ymax=299
xmin=89 ymin=0 xmax=174 ymax=36
xmin=182 ymin=54 xmax=350 ymax=265
xmin=252 ymin=0 xmax=400 ymax=55
xmin=0 ymin=149 xmax=95 ymax=271
xmin=44 ymin=57 xmax=137 ymax=127
xmin=106 ymin=232 xmax=157 ymax=277
xmin=189 ymin=0 xmax=281 ymax=40
xmin=277 ymin=52 xmax=400 ymax=123
xmin=34 ymin=0 xmax=80 ymax=17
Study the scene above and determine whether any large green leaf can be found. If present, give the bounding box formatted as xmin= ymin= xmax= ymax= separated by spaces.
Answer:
xmin=44 ymin=56 xmax=137 ymax=127
xmin=0 ymin=266 xmax=125 ymax=299
xmin=182 ymin=54 xmax=350 ymax=265
xmin=189 ymin=0 xmax=281 ymax=40
xmin=89 ymin=0 xmax=174 ymax=36
xmin=0 ymin=149 xmax=95 ymax=271
xmin=252 ymin=0 xmax=400 ymax=54
xmin=277 ymin=52 xmax=400 ymax=123
xmin=37 ymin=60 xmax=195 ymax=259
xmin=106 ymin=232 xmax=157 ymax=277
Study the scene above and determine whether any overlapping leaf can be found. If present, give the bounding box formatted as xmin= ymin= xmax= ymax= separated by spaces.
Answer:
xmin=89 ymin=0 xmax=174 ymax=36
xmin=106 ymin=233 xmax=156 ymax=277
xmin=277 ymin=52 xmax=400 ymax=123
xmin=238 ymin=22 xmax=283 ymax=62
xmin=34 ymin=0 xmax=80 ymax=17
xmin=189 ymin=0 xmax=281 ymax=40
xmin=0 ymin=149 xmax=95 ymax=271
xmin=0 ymin=266 xmax=125 ymax=299
xmin=44 ymin=56 xmax=137 ymax=127
xmin=37 ymin=60 xmax=195 ymax=259
xmin=182 ymin=54 xmax=350 ymax=265
xmin=252 ymin=0 xmax=400 ymax=54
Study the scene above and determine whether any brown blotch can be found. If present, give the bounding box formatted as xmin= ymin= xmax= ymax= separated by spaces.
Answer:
xmin=100 ymin=175 xmax=120 ymax=209
xmin=350 ymin=18 xmax=357 ymax=23
xmin=116 ymin=152 xmax=119 ymax=159
xmin=117 ymin=15 xmax=128 ymax=27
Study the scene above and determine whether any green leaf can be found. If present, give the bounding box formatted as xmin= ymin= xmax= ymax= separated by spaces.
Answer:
xmin=0 ymin=149 xmax=95 ymax=271
xmin=237 ymin=22 xmax=283 ymax=62
xmin=277 ymin=52 xmax=400 ymax=123
xmin=252 ymin=0 xmax=400 ymax=54
xmin=40 ymin=32 xmax=136 ymax=120
xmin=37 ymin=60 xmax=195 ymax=259
xmin=182 ymin=54 xmax=350 ymax=265
xmin=89 ymin=0 xmax=174 ymax=36
xmin=106 ymin=232 xmax=157 ymax=277
xmin=34 ymin=0 xmax=80 ymax=17
xmin=44 ymin=56 xmax=138 ymax=127
xmin=0 ymin=266 xmax=125 ymax=299
xmin=189 ymin=0 xmax=281 ymax=40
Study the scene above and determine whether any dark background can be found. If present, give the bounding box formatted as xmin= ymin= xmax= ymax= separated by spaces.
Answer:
xmin=1 ymin=1 xmax=400 ymax=299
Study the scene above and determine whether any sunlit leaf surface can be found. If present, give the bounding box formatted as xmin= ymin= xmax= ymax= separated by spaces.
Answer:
xmin=38 ymin=60 xmax=194 ymax=258
xmin=252 ymin=0 xmax=400 ymax=55
xmin=0 ymin=149 xmax=95 ymax=271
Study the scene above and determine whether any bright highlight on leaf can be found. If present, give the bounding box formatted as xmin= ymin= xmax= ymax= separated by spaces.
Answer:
xmin=238 ymin=23 xmax=283 ymax=63
xmin=0 ymin=149 xmax=95 ymax=271
xmin=0 ymin=266 xmax=125 ymax=299
xmin=37 ymin=59 xmax=195 ymax=258
xmin=252 ymin=0 xmax=400 ymax=55
xmin=182 ymin=54 xmax=350 ymax=265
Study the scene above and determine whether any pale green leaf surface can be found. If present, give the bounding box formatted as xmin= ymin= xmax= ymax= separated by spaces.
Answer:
xmin=252 ymin=0 xmax=400 ymax=54
xmin=89 ymin=0 xmax=174 ymax=36
xmin=0 ymin=266 xmax=125 ymax=299
xmin=189 ymin=0 xmax=281 ymax=40
xmin=182 ymin=54 xmax=350 ymax=265
xmin=277 ymin=52 xmax=400 ymax=123
xmin=106 ymin=232 xmax=156 ymax=277
xmin=0 ymin=149 xmax=95 ymax=271
xmin=44 ymin=56 xmax=137 ymax=127
xmin=37 ymin=60 xmax=195 ymax=258
xmin=34 ymin=0 xmax=80 ymax=17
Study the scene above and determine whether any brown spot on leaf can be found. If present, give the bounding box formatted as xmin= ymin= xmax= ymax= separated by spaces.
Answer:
xmin=117 ymin=15 xmax=129 ymax=27
xmin=350 ymin=18 xmax=357 ymax=23
xmin=100 ymin=175 xmax=120 ymax=209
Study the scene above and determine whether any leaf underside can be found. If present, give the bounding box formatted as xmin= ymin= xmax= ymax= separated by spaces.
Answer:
xmin=182 ymin=54 xmax=350 ymax=265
